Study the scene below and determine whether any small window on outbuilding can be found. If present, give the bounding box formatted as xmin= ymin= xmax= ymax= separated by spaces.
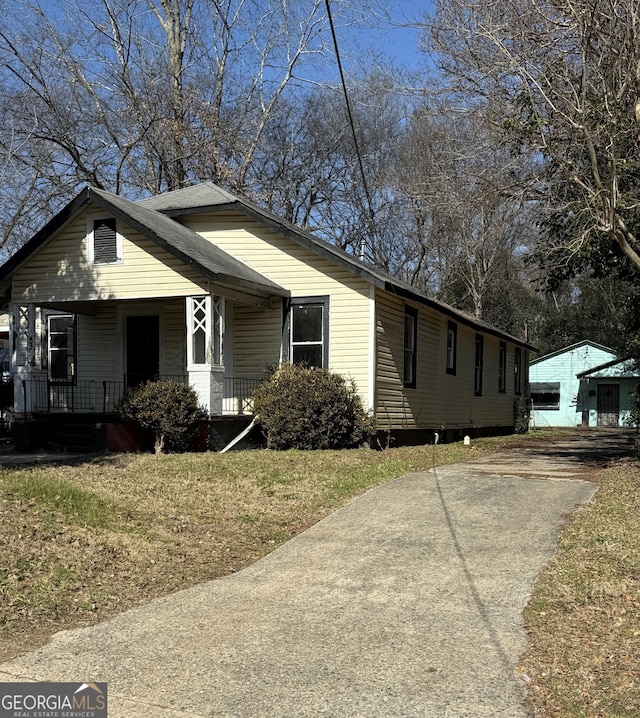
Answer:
xmin=531 ymin=382 xmax=561 ymax=410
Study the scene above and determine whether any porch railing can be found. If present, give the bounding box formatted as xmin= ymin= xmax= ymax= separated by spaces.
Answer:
xmin=20 ymin=376 xmax=263 ymax=417
xmin=222 ymin=377 xmax=262 ymax=415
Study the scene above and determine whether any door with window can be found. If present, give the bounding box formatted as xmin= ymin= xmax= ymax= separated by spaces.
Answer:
xmin=125 ymin=315 xmax=160 ymax=389
xmin=597 ymin=383 xmax=619 ymax=426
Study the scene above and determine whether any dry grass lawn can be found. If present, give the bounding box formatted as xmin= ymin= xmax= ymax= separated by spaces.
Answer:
xmin=0 ymin=440 xmax=480 ymax=662
xmin=521 ymin=458 xmax=640 ymax=717
xmin=1 ymin=430 xmax=638 ymax=718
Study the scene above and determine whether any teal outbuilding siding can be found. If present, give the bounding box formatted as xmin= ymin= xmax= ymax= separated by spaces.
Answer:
xmin=529 ymin=341 xmax=620 ymax=427
xmin=578 ymin=358 xmax=639 ymax=428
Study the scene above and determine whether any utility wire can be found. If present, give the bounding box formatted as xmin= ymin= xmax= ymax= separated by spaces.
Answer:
xmin=323 ymin=0 xmax=377 ymax=261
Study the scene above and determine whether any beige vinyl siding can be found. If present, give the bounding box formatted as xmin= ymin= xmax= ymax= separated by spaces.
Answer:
xmin=233 ymin=304 xmax=282 ymax=378
xmin=163 ymin=299 xmax=187 ymax=377
xmin=76 ymin=305 xmax=118 ymax=384
xmin=13 ymin=210 xmax=207 ymax=303
xmin=375 ymin=288 xmax=519 ymax=431
xmin=184 ymin=212 xmax=372 ymax=402
xmin=375 ymin=290 xmax=415 ymax=428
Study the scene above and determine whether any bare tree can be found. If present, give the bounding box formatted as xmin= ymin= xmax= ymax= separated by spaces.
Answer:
xmin=0 ymin=0 xmax=342 ymax=247
xmin=390 ymin=102 xmax=536 ymax=329
xmin=428 ymin=0 xmax=640 ymax=274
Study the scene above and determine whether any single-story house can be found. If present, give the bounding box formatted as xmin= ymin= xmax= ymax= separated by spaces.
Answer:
xmin=530 ymin=340 xmax=639 ymax=427
xmin=0 ymin=182 xmax=533 ymax=450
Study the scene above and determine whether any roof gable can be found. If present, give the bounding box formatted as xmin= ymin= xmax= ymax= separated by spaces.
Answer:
xmin=530 ymin=340 xmax=617 ymax=366
xmin=0 ymin=187 xmax=287 ymax=301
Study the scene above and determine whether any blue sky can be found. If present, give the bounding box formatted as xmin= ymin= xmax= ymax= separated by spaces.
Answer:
xmin=335 ymin=2 xmax=433 ymax=74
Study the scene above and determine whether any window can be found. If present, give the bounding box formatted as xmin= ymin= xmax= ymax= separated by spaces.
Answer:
xmin=187 ymin=296 xmax=224 ymax=368
xmin=531 ymin=382 xmax=560 ymax=410
xmin=403 ymin=306 xmax=417 ymax=388
xmin=446 ymin=321 xmax=457 ymax=375
xmin=89 ymin=217 xmax=122 ymax=265
xmin=283 ymin=296 xmax=329 ymax=369
xmin=474 ymin=334 xmax=484 ymax=396
xmin=498 ymin=342 xmax=507 ymax=392
xmin=514 ymin=348 xmax=522 ymax=395
xmin=48 ymin=314 xmax=75 ymax=380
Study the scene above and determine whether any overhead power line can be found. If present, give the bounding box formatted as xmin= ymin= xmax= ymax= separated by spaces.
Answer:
xmin=323 ymin=0 xmax=377 ymax=261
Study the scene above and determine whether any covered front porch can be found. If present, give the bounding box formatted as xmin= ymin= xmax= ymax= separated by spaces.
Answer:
xmin=9 ymin=292 xmax=283 ymax=420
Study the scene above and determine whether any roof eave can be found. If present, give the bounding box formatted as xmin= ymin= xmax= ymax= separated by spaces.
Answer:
xmin=385 ymin=281 xmax=535 ymax=349
xmin=212 ymin=200 xmax=387 ymax=290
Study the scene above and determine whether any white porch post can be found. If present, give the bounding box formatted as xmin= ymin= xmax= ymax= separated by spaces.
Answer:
xmin=186 ymin=295 xmax=225 ymax=415
xmin=10 ymin=303 xmax=41 ymax=417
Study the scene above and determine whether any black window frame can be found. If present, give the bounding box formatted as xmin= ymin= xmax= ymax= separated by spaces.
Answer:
xmin=282 ymin=296 xmax=329 ymax=369
xmin=498 ymin=341 xmax=507 ymax=393
xmin=474 ymin=334 xmax=484 ymax=396
xmin=446 ymin=321 xmax=457 ymax=375
xmin=47 ymin=313 xmax=76 ymax=383
xmin=514 ymin=348 xmax=522 ymax=395
xmin=403 ymin=305 xmax=418 ymax=389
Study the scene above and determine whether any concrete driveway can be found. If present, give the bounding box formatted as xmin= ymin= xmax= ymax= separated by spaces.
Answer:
xmin=0 ymin=429 xmax=633 ymax=717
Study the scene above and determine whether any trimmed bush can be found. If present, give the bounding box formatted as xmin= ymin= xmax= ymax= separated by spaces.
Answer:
xmin=251 ymin=364 xmax=373 ymax=450
xmin=119 ymin=380 xmax=204 ymax=454
xmin=626 ymin=386 xmax=640 ymax=457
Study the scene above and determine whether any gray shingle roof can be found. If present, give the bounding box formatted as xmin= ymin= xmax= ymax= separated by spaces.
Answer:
xmin=137 ymin=182 xmax=236 ymax=212
xmin=0 ymin=180 xmax=534 ymax=349
xmin=136 ymin=183 xmax=534 ymax=349
xmin=91 ymin=188 xmax=286 ymax=297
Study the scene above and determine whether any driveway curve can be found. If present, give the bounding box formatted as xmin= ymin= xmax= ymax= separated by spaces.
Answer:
xmin=0 ymin=429 xmax=632 ymax=717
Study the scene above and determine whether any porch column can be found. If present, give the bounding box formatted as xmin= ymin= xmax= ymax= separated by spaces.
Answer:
xmin=186 ymin=296 xmax=225 ymax=415
xmin=10 ymin=303 xmax=42 ymax=417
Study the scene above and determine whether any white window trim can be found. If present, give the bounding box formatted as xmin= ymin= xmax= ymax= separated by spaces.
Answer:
xmin=86 ymin=213 xmax=124 ymax=265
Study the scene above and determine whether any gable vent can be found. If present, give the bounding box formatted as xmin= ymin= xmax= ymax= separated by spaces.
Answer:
xmin=93 ymin=218 xmax=118 ymax=264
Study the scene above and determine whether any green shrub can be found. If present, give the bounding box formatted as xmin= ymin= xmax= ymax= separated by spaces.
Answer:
xmin=251 ymin=364 xmax=373 ymax=450
xmin=626 ymin=385 xmax=640 ymax=457
xmin=513 ymin=395 xmax=530 ymax=434
xmin=119 ymin=380 xmax=204 ymax=454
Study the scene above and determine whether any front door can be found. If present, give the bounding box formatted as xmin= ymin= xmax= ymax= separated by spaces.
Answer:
xmin=597 ymin=383 xmax=620 ymax=426
xmin=126 ymin=315 xmax=159 ymax=389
